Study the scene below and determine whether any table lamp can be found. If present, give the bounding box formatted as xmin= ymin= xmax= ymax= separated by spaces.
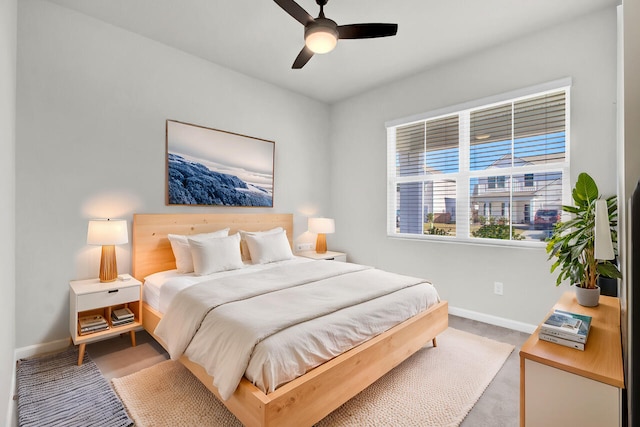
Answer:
xmin=308 ymin=217 xmax=335 ymax=254
xmin=594 ymin=199 xmax=614 ymax=260
xmin=87 ymin=219 xmax=128 ymax=282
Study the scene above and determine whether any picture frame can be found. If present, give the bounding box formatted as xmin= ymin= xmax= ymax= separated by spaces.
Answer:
xmin=166 ymin=120 xmax=275 ymax=207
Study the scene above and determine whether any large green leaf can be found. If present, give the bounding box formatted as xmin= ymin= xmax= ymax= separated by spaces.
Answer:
xmin=573 ymin=172 xmax=599 ymax=205
xmin=597 ymin=262 xmax=622 ymax=279
xmin=562 ymin=205 xmax=580 ymax=214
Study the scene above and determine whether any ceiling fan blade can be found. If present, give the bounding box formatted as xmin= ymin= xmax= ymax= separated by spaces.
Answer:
xmin=337 ymin=23 xmax=398 ymax=39
xmin=292 ymin=46 xmax=314 ymax=69
xmin=273 ymin=0 xmax=314 ymax=26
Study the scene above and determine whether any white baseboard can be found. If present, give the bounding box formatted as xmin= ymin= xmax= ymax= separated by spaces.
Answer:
xmin=7 ymin=381 xmax=15 ymax=427
xmin=5 ymin=387 xmax=13 ymax=427
xmin=449 ymin=305 xmax=537 ymax=334
xmin=7 ymin=350 xmax=17 ymax=427
xmin=14 ymin=337 xmax=70 ymax=361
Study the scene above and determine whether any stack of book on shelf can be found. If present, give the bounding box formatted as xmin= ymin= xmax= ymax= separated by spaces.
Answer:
xmin=539 ymin=309 xmax=592 ymax=351
xmin=79 ymin=314 xmax=109 ymax=335
xmin=111 ymin=307 xmax=135 ymax=327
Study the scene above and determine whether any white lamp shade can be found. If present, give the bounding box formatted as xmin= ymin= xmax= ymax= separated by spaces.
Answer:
xmin=87 ymin=219 xmax=128 ymax=245
xmin=594 ymin=199 xmax=614 ymax=260
xmin=308 ymin=217 xmax=335 ymax=234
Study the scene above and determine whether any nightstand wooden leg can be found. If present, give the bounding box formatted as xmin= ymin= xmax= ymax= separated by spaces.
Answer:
xmin=432 ymin=337 xmax=437 ymax=347
xmin=129 ymin=330 xmax=136 ymax=347
xmin=77 ymin=343 xmax=86 ymax=366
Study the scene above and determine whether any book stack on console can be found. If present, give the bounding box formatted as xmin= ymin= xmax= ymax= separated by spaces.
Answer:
xmin=539 ymin=309 xmax=592 ymax=351
xmin=79 ymin=314 xmax=109 ymax=335
xmin=111 ymin=307 xmax=135 ymax=327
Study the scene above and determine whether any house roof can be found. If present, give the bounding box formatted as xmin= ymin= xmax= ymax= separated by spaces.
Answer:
xmin=487 ymin=153 xmax=564 ymax=169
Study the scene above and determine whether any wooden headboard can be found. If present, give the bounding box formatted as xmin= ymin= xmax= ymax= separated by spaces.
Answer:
xmin=132 ymin=213 xmax=294 ymax=282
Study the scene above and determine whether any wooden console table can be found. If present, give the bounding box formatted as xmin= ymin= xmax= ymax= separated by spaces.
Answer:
xmin=519 ymin=292 xmax=624 ymax=427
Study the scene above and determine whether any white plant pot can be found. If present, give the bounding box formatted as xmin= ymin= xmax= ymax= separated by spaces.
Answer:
xmin=575 ymin=285 xmax=600 ymax=307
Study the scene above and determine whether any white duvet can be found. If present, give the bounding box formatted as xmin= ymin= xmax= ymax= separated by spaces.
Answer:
xmin=153 ymin=260 xmax=440 ymax=400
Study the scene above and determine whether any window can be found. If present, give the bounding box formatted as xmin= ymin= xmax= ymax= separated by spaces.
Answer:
xmin=387 ymin=79 xmax=570 ymax=244
xmin=524 ymin=173 xmax=534 ymax=187
xmin=488 ymin=176 xmax=507 ymax=188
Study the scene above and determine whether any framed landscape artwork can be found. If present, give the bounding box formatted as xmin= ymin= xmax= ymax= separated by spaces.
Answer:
xmin=166 ymin=120 xmax=275 ymax=207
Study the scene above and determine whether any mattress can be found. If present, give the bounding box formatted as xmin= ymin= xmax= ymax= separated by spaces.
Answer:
xmin=147 ymin=259 xmax=440 ymax=398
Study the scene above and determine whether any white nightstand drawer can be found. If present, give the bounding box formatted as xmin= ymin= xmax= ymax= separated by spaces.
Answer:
xmin=77 ymin=285 xmax=140 ymax=311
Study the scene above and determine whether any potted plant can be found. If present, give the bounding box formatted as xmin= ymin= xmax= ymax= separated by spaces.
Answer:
xmin=546 ymin=172 xmax=622 ymax=306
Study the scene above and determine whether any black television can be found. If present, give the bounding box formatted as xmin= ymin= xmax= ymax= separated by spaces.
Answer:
xmin=624 ymin=179 xmax=640 ymax=426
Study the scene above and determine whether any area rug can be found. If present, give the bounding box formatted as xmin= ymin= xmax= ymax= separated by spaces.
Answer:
xmin=112 ymin=328 xmax=513 ymax=426
xmin=16 ymin=348 xmax=132 ymax=427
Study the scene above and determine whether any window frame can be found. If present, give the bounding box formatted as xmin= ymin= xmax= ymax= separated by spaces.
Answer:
xmin=386 ymin=78 xmax=572 ymax=247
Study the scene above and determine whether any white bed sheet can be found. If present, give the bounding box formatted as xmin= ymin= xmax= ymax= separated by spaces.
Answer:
xmin=143 ymin=257 xmax=313 ymax=313
xmin=244 ymin=281 xmax=437 ymax=393
xmin=145 ymin=259 xmax=440 ymax=396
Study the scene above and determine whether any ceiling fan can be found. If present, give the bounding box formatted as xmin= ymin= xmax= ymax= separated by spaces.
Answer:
xmin=274 ymin=0 xmax=398 ymax=69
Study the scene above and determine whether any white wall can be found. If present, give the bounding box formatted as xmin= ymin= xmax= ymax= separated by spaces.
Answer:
xmin=0 ymin=0 xmax=17 ymax=423
xmin=329 ymin=7 xmax=618 ymax=326
xmin=15 ymin=0 xmax=331 ymax=348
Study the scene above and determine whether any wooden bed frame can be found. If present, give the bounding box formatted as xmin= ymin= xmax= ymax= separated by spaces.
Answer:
xmin=132 ymin=213 xmax=448 ymax=427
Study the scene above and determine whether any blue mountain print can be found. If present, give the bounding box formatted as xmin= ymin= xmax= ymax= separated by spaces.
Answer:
xmin=168 ymin=153 xmax=272 ymax=206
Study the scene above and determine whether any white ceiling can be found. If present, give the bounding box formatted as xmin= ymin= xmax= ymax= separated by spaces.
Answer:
xmin=45 ymin=0 xmax=617 ymax=104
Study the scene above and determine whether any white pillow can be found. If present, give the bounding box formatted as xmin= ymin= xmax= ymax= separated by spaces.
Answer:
xmin=168 ymin=228 xmax=230 ymax=273
xmin=244 ymin=229 xmax=294 ymax=264
xmin=188 ymin=233 xmax=244 ymax=276
xmin=239 ymin=227 xmax=283 ymax=261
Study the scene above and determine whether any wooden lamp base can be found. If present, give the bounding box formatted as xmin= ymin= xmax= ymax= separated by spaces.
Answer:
xmin=315 ymin=233 xmax=327 ymax=254
xmin=99 ymin=244 xmax=118 ymax=282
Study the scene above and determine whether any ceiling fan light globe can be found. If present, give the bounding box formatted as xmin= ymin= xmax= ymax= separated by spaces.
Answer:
xmin=305 ymin=26 xmax=338 ymax=54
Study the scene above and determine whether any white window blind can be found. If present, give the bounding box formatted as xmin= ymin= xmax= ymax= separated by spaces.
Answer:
xmin=387 ymin=80 xmax=570 ymax=244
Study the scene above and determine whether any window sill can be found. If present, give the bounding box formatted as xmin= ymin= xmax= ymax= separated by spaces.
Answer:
xmin=388 ymin=233 xmax=548 ymax=250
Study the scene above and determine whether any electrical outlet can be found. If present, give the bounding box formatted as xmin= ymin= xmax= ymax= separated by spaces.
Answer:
xmin=296 ymin=243 xmax=313 ymax=251
xmin=494 ymin=282 xmax=504 ymax=295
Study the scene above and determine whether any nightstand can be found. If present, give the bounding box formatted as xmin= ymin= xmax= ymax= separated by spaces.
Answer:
xmin=69 ymin=274 xmax=142 ymax=366
xmin=297 ymin=250 xmax=347 ymax=262
xmin=519 ymin=292 xmax=623 ymax=426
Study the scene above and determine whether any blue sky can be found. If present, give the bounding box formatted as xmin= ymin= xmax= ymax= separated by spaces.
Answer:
xmin=422 ymin=131 xmax=565 ymax=173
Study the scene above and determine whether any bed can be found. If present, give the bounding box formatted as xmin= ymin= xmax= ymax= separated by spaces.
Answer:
xmin=132 ymin=213 xmax=448 ymax=427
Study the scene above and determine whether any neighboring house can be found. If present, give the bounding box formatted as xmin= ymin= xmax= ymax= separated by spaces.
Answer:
xmin=423 ymin=179 xmax=456 ymax=224
xmin=399 ymin=153 xmax=561 ymax=231
xmin=470 ymin=154 xmax=562 ymax=225
xmin=396 ymin=163 xmax=456 ymax=234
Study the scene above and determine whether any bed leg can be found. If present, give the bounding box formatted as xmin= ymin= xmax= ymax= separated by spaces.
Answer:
xmin=432 ymin=337 xmax=437 ymax=347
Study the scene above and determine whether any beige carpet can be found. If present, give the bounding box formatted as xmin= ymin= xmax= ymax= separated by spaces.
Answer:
xmin=112 ymin=328 xmax=514 ymax=427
